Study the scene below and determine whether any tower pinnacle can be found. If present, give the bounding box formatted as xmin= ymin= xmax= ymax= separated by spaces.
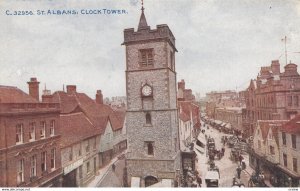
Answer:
xmin=138 ymin=0 xmax=148 ymax=31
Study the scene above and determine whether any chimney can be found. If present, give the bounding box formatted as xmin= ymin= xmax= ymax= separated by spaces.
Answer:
xmin=42 ymin=88 xmax=53 ymax=103
xmin=66 ymin=85 xmax=76 ymax=94
xmin=27 ymin=77 xmax=40 ymax=101
xmin=96 ymin=90 xmax=103 ymax=104
xmin=178 ymin=79 xmax=185 ymax=90
xmin=271 ymin=60 xmax=280 ymax=75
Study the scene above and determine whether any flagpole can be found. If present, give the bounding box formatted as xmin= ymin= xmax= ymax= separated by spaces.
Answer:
xmin=284 ymin=36 xmax=287 ymax=65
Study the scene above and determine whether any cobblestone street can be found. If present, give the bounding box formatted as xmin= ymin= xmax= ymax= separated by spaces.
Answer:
xmin=195 ymin=121 xmax=254 ymax=187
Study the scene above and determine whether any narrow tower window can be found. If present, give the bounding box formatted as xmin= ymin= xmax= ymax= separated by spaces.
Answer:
xmin=146 ymin=142 xmax=154 ymax=155
xmin=146 ymin=113 xmax=151 ymax=124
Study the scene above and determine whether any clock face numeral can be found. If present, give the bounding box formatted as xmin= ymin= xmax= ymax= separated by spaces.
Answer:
xmin=142 ymin=85 xmax=152 ymax=96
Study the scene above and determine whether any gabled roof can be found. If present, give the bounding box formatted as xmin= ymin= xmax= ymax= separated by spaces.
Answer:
xmin=179 ymin=101 xmax=191 ymax=122
xmin=60 ymin=112 xmax=101 ymax=148
xmin=281 ymin=115 xmax=300 ymax=134
xmin=257 ymin=120 xmax=287 ymax=142
xmin=0 ymin=85 xmax=38 ymax=103
xmin=178 ymin=101 xmax=201 ymax=128
xmin=52 ymin=91 xmax=125 ymax=132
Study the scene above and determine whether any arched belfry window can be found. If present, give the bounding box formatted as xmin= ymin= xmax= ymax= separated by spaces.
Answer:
xmin=146 ymin=113 xmax=151 ymax=124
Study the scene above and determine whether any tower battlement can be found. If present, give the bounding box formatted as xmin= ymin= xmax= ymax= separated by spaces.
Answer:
xmin=123 ymin=24 xmax=176 ymax=50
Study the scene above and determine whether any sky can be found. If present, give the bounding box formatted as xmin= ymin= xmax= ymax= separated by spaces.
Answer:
xmin=1 ymin=0 xmax=300 ymax=99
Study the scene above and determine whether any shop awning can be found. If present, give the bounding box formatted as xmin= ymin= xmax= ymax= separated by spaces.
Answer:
xmin=197 ymin=134 xmax=206 ymax=145
xmin=221 ymin=122 xmax=227 ymax=127
xmin=214 ymin=120 xmax=222 ymax=125
xmin=225 ymin=123 xmax=232 ymax=129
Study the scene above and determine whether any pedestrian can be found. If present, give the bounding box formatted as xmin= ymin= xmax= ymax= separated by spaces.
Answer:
xmin=196 ymin=175 xmax=202 ymax=187
xmin=239 ymin=155 xmax=244 ymax=165
xmin=232 ymin=176 xmax=237 ymax=186
xmin=241 ymin=159 xmax=246 ymax=169
xmin=236 ymin=165 xmax=242 ymax=179
xmin=112 ymin=163 xmax=116 ymax=172
xmin=222 ymin=147 xmax=225 ymax=155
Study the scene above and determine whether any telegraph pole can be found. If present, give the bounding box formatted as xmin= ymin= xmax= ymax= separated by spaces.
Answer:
xmin=282 ymin=36 xmax=288 ymax=65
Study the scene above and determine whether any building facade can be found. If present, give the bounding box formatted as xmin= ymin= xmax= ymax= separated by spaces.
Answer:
xmin=0 ymin=79 xmax=62 ymax=187
xmin=215 ymin=107 xmax=243 ymax=134
xmin=42 ymin=85 xmax=126 ymax=187
xmin=278 ymin=116 xmax=300 ymax=187
xmin=123 ymin=6 xmax=181 ymax=187
xmin=244 ymin=60 xmax=300 ymax=138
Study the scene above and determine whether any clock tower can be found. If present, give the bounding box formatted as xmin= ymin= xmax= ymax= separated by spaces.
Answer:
xmin=122 ymin=3 xmax=181 ymax=187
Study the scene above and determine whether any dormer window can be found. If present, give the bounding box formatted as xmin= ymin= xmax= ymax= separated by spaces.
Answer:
xmin=139 ymin=49 xmax=153 ymax=66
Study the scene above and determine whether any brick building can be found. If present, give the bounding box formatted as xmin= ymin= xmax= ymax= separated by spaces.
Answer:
xmin=42 ymin=85 xmax=126 ymax=187
xmin=177 ymin=80 xmax=201 ymax=149
xmin=177 ymin=79 xmax=196 ymax=102
xmin=244 ymin=60 xmax=300 ymax=138
xmin=178 ymin=101 xmax=201 ymax=150
xmin=123 ymin=5 xmax=181 ymax=187
xmin=0 ymin=78 xmax=62 ymax=187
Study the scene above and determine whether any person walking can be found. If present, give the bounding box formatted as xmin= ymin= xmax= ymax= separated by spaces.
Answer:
xmin=236 ymin=165 xmax=242 ymax=179
xmin=239 ymin=155 xmax=244 ymax=165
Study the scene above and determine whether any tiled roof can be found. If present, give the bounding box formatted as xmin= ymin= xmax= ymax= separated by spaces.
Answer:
xmin=0 ymin=86 xmax=38 ymax=103
xmin=281 ymin=115 xmax=300 ymax=134
xmin=179 ymin=112 xmax=190 ymax=122
xmin=60 ymin=112 xmax=102 ymax=148
xmin=178 ymin=101 xmax=201 ymax=128
xmin=52 ymin=91 xmax=125 ymax=133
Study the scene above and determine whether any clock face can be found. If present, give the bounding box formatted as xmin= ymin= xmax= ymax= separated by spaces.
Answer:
xmin=142 ymin=85 xmax=152 ymax=96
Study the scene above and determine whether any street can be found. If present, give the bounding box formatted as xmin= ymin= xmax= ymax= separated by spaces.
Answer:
xmin=194 ymin=121 xmax=253 ymax=187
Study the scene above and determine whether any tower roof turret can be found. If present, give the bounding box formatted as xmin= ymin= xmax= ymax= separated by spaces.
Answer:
xmin=138 ymin=0 xmax=149 ymax=31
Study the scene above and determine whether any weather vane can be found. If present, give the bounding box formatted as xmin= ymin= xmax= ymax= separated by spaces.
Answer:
xmin=141 ymin=0 xmax=144 ymax=12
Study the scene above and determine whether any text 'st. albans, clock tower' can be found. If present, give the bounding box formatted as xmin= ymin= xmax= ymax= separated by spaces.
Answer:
xmin=122 ymin=3 xmax=181 ymax=187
